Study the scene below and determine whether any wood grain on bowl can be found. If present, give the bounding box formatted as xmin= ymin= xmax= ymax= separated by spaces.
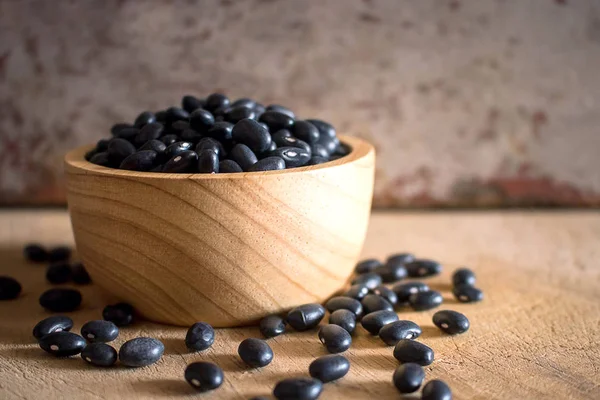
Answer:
xmin=64 ymin=136 xmax=375 ymax=327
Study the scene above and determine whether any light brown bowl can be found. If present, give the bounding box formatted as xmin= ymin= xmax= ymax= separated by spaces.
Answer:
xmin=64 ymin=135 xmax=374 ymax=327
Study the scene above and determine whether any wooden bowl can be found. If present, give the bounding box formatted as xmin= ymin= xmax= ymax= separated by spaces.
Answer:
xmin=64 ymin=135 xmax=375 ymax=327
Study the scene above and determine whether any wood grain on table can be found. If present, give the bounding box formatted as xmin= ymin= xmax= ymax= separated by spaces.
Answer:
xmin=0 ymin=210 xmax=599 ymax=400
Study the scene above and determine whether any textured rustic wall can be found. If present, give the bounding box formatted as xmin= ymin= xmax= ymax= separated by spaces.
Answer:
xmin=1 ymin=0 xmax=599 ymax=207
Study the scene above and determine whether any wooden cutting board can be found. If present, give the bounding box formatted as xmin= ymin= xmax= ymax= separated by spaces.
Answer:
xmin=0 ymin=210 xmax=599 ymax=399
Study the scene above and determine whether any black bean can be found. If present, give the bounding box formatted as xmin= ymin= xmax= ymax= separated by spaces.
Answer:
xmin=39 ymin=331 xmax=86 ymax=357
xmin=315 ymin=135 xmax=339 ymax=155
xmin=254 ymin=102 xmax=266 ymax=117
xmin=318 ymin=324 xmax=352 ymax=353
xmin=248 ymin=156 xmax=285 ymax=171
xmin=119 ymin=150 xmax=158 ymax=171
xmin=393 ymin=339 xmax=434 ymax=366
xmin=328 ymin=309 xmax=356 ymax=334
xmin=453 ymin=284 xmax=483 ymax=303
xmin=205 ymin=93 xmax=230 ymax=112
xmin=160 ymin=134 xmax=179 ymax=146
xmin=270 ymin=147 xmax=310 ymax=168
xmin=452 ymin=268 xmax=476 ymax=287
xmin=393 ymin=363 xmax=425 ymax=393
xmin=155 ymin=110 xmax=167 ymax=123
xmin=307 ymin=156 xmax=328 ymax=165
xmin=119 ymin=337 xmax=164 ymax=367
xmin=33 ymin=315 xmax=73 ymax=340
xmin=272 ymin=129 xmax=310 ymax=151
xmin=361 ymin=310 xmax=398 ymax=335
xmin=48 ymin=246 xmax=72 ymax=263
xmin=266 ymin=104 xmax=295 ymax=119
xmin=134 ymin=122 xmax=164 ymax=147
xmin=333 ymin=142 xmax=351 ymax=157
xmin=292 ymin=121 xmax=319 ymax=145
xmin=231 ymin=98 xmax=256 ymax=109
xmin=351 ymin=272 xmax=382 ymax=290
xmin=111 ymin=123 xmax=133 ymax=136
xmin=238 ymin=338 xmax=273 ymax=368
xmin=361 ymin=294 xmax=393 ymax=314
xmin=24 ymin=243 xmax=48 ymax=262
xmin=81 ymin=342 xmax=118 ymax=367
xmin=163 ymin=150 xmax=199 ymax=173
xmin=308 ymin=354 xmax=350 ymax=383
xmin=185 ymin=361 xmax=224 ymax=392
xmin=387 ymin=253 xmax=415 ymax=266
xmin=182 ymin=95 xmax=205 ymax=113
xmin=306 ymin=119 xmax=336 ymax=139
xmin=372 ymin=285 xmax=398 ymax=306
xmin=257 ymin=140 xmax=277 ymax=159
xmin=195 ymin=137 xmax=226 ymax=160
xmin=103 ymin=302 xmax=134 ymax=326
xmin=151 ymin=164 xmax=164 ymax=172
xmin=286 ymin=303 xmax=326 ymax=331
xmin=39 ymin=288 xmax=81 ymax=312
xmin=225 ymin=106 xmax=256 ymax=124
xmin=170 ymin=120 xmax=191 ymax=134
xmin=180 ymin=129 xmax=203 ymax=144
xmin=165 ymin=106 xmax=190 ymax=124
xmin=207 ymin=121 xmax=234 ymax=141
xmin=232 ymin=118 xmax=272 ymax=153
xmin=409 ymin=290 xmax=443 ymax=311
xmin=310 ymin=144 xmax=329 ymax=159
xmin=219 ymin=159 xmax=243 ymax=173
xmin=139 ymin=139 xmax=167 ymax=156
xmin=96 ymin=138 xmax=110 ymax=152
xmin=273 ymin=378 xmax=322 ymax=400
xmin=354 ymin=259 xmax=382 ymax=274
xmin=185 ymin=322 xmax=215 ymax=351
xmin=81 ymin=320 xmax=119 ymax=343
xmin=71 ymin=262 xmax=92 ymax=285
xmin=422 ymin=379 xmax=452 ymax=400
xmin=379 ymin=320 xmax=422 ymax=345
xmin=325 ymin=296 xmax=362 ymax=316
xmin=259 ymin=111 xmax=295 ymax=132
xmin=116 ymin=127 xmax=140 ymax=141
xmin=164 ymin=141 xmax=193 ymax=160
xmin=0 ymin=276 xmax=22 ymax=300
xmin=107 ymin=138 xmax=136 ymax=163
xmin=259 ymin=315 xmax=286 ymax=338
xmin=377 ymin=263 xmax=407 ymax=283
xmin=392 ymin=282 xmax=430 ymax=305
xmin=134 ymin=111 xmax=156 ymax=128
xmin=196 ymin=149 xmax=219 ymax=173
xmin=46 ymin=263 xmax=72 ymax=284
xmin=433 ymin=310 xmax=470 ymax=334
xmin=230 ymin=144 xmax=258 ymax=171
xmin=90 ymin=152 xmax=111 ymax=166
xmin=405 ymin=259 xmax=442 ymax=278
xmin=344 ymin=284 xmax=370 ymax=300
xmin=189 ymin=108 xmax=215 ymax=134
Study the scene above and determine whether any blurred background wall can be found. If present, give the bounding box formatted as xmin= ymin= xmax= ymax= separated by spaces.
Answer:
xmin=1 ymin=0 xmax=599 ymax=207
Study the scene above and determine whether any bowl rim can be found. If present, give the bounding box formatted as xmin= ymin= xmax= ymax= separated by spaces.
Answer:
xmin=65 ymin=135 xmax=374 ymax=179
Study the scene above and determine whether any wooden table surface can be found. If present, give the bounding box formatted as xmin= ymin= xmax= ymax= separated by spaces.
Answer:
xmin=0 ymin=210 xmax=599 ymax=399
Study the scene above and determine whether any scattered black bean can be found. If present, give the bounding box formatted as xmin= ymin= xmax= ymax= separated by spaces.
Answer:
xmin=24 ymin=243 xmax=48 ymax=262
xmin=164 ymin=141 xmax=193 ymax=160
xmin=308 ymin=354 xmax=350 ymax=383
xmin=409 ymin=290 xmax=443 ymax=311
xmin=134 ymin=111 xmax=156 ymax=128
xmin=39 ymin=331 xmax=86 ymax=357
xmin=81 ymin=342 xmax=118 ymax=367
xmin=379 ymin=320 xmax=422 ymax=345
xmin=405 ymin=259 xmax=442 ymax=278
xmin=185 ymin=322 xmax=215 ymax=351
xmin=230 ymin=144 xmax=258 ymax=171
xmin=0 ymin=276 xmax=22 ymax=300
xmin=182 ymin=95 xmax=205 ymax=113
xmin=325 ymin=296 xmax=363 ymax=316
xmin=328 ymin=309 xmax=356 ymax=334
xmin=422 ymin=379 xmax=453 ymax=400
xmin=286 ymin=303 xmax=326 ymax=331
xmin=361 ymin=310 xmax=399 ymax=335
xmin=392 ymin=282 xmax=430 ymax=305
xmin=433 ymin=310 xmax=470 ymax=334
xmin=33 ymin=315 xmax=74 ymax=340
xmin=107 ymin=138 xmax=136 ymax=164
xmin=46 ymin=263 xmax=72 ymax=284
xmin=351 ymin=272 xmax=382 ymax=290
xmin=197 ymin=149 xmax=219 ymax=173
xmin=205 ymin=93 xmax=230 ymax=112
xmin=259 ymin=315 xmax=286 ymax=338
xmin=39 ymin=288 xmax=82 ymax=312
xmin=266 ymin=104 xmax=295 ymax=118
xmin=393 ymin=363 xmax=425 ymax=394
xmin=377 ymin=263 xmax=407 ymax=283
xmin=160 ymin=134 xmax=179 ymax=146
xmin=81 ymin=320 xmax=119 ymax=343
xmin=71 ymin=262 xmax=92 ymax=284
xmin=452 ymin=284 xmax=483 ymax=303
xmin=270 ymin=147 xmax=311 ymax=167
xmin=372 ymin=285 xmax=398 ymax=306
xmin=452 ymin=268 xmax=476 ymax=287
xmin=207 ymin=121 xmax=234 ymax=141
xmin=103 ymin=302 xmax=134 ymax=326
xmin=344 ymin=284 xmax=370 ymax=300
xmin=238 ymin=338 xmax=273 ymax=368
xmin=139 ymin=139 xmax=166 ymax=155
xmin=248 ymin=156 xmax=286 ymax=171
xmin=273 ymin=377 xmax=322 ymax=400
xmin=48 ymin=246 xmax=72 ymax=263
xmin=163 ymin=150 xmax=199 ymax=173
xmin=259 ymin=111 xmax=294 ymax=132
xmin=219 ymin=159 xmax=243 ymax=173
xmin=354 ymin=259 xmax=383 ymax=274
xmin=361 ymin=294 xmax=394 ymax=314
xmin=119 ymin=150 xmax=158 ymax=171
xmin=292 ymin=121 xmax=320 ymax=144
xmin=165 ymin=106 xmax=190 ymax=124
xmin=185 ymin=361 xmax=224 ymax=392
xmin=134 ymin=122 xmax=164 ymax=146
xmin=393 ymin=339 xmax=434 ymax=366
xmin=119 ymin=337 xmax=164 ymax=367
xmin=318 ymin=324 xmax=352 ymax=353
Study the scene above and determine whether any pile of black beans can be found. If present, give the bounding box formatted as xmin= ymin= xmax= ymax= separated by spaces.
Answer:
xmin=85 ymin=94 xmax=348 ymax=173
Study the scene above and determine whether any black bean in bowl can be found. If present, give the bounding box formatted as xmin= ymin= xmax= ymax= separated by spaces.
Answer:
xmin=86 ymin=94 xmax=347 ymax=173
